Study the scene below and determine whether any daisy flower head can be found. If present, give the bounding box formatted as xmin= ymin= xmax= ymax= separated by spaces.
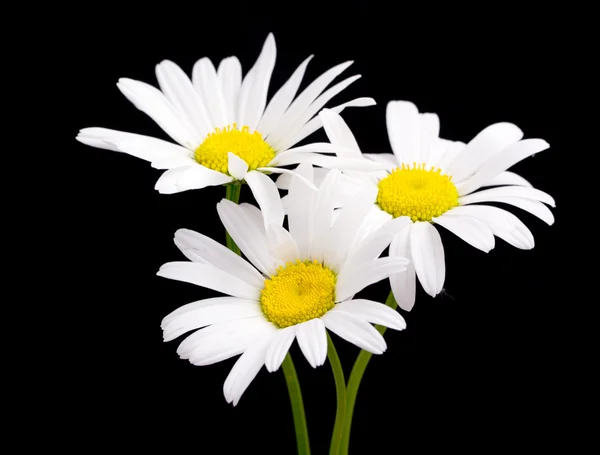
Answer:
xmin=307 ymin=103 xmax=554 ymax=311
xmin=158 ymin=167 xmax=409 ymax=405
xmin=76 ymin=34 xmax=382 ymax=198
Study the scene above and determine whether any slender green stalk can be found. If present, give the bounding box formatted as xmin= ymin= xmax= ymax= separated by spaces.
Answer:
xmin=327 ymin=333 xmax=347 ymax=455
xmin=341 ymin=292 xmax=397 ymax=454
xmin=225 ymin=183 xmax=241 ymax=256
xmin=281 ymin=354 xmax=311 ymax=455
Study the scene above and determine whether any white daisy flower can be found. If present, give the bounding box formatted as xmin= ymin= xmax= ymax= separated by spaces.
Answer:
xmin=75 ymin=33 xmax=381 ymax=198
xmin=158 ymin=168 xmax=409 ymax=405
xmin=279 ymin=103 xmax=554 ymax=311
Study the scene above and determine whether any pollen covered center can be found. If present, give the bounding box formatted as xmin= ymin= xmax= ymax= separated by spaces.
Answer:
xmin=194 ymin=124 xmax=275 ymax=175
xmin=376 ymin=163 xmax=459 ymax=222
xmin=260 ymin=260 xmax=337 ymax=329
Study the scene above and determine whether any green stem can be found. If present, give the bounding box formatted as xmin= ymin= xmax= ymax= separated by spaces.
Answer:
xmin=225 ymin=183 xmax=242 ymax=256
xmin=341 ymin=291 xmax=397 ymax=454
xmin=328 ymin=333 xmax=347 ymax=455
xmin=281 ymin=354 xmax=311 ymax=455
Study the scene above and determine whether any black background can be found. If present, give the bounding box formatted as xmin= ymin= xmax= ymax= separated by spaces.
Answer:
xmin=62 ymin=5 xmax=562 ymax=454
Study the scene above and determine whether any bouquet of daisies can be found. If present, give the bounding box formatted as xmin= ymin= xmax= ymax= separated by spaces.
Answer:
xmin=77 ymin=34 xmax=554 ymax=454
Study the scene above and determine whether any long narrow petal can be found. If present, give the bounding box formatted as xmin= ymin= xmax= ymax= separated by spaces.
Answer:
xmin=286 ymin=164 xmax=316 ymax=259
xmin=410 ymin=222 xmax=445 ymax=297
xmin=244 ymin=171 xmax=285 ymax=227
xmin=157 ymin=262 xmax=261 ymax=300
xmin=192 ymin=57 xmax=229 ymax=128
xmin=228 ymin=153 xmax=249 ymax=180
xmin=319 ymin=108 xmax=361 ymax=155
xmin=346 ymin=216 xmax=412 ymax=266
xmin=173 ymin=229 xmax=264 ymax=288
xmin=418 ymin=113 xmax=441 ymax=164
xmin=309 ymin=170 xmax=340 ymax=262
xmin=389 ymin=226 xmax=416 ymax=311
xmin=386 ymin=101 xmax=420 ymax=164
xmin=154 ymin=165 xmax=232 ymax=194
xmin=266 ymin=224 xmax=298 ymax=264
xmin=460 ymin=185 xmax=555 ymax=207
xmin=447 ymin=123 xmax=523 ymax=182
xmin=296 ymin=319 xmax=327 ymax=368
xmin=482 ymin=171 xmax=533 ymax=188
xmin=257 ymin=167 xmax=318 ymax=191
xmin=433 ymin=212 xmax=495 ymax=252
xmin=363 ymin=153 xmax=399 ymax=171
xmin=271 ymin=152 xmax=384 ymax=171
xmin=224 ymin=334 xmax=275 ymax=406
xmin=217 ymin=56 xmax=242 ymax=124
xmin=456 ymin=139 xmax=550 ymax=195
xmin=332 ymin=300 xmax=406 ymax=330
xmin=336 ymin=257 xmax=409 ymax=302
xmin=322 ymin=311 xmax=387 ymax=354
xmin=265 ymin=326 xmax=297 ymax=372
xmin=473 ymin=197 xmax=555 ymax=225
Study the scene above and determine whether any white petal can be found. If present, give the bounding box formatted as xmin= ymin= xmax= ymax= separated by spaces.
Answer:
xmin=288 ymin=98 xmax=376 ymax=148
xmin=476 ymin=197 xmax=555 ymax=225
xmin=410 ymin=222 xmax=445 ymax=297
xmin=435 ymin=139 xmax=467 ymax=172
xmin=309 ymin=170 xmax=340 ymax=262
xmin=319 ymin=109 xmax=361 ymax=156
xmin=264 ymin=326 xmax=297 ymax=372
xmin=244 ymin=171 xmax=284 ymax=227
xmin=460 ymin=185 xmax=555 ymax=207
xmin=258 ymin=55 xmax=314 ymax=137
xmin=257 ymin=167 xmax=318 ymax=191
xmin=162 ymin=298 xmax=262 ymax=342
xmin=286 ymin=163 xmax=316 ymax=259
xmin=336 ymin=257 xmax=409 ymax=302
xmin=266 ymin=61 xmax=353 ymax=146
xmin=237 ymin=33 xmax=277 ymax=131
xmin=445 ymin=205 xmax=535 ymax=249
xmin=346 ymin=216 xmax=412 ymax=266
xmin=456 ymin=139 xmax=550 ymax=195
xmin=433 ymin=212 xmax=495 ymax=252
xmin=192 ymin=57 xmax=228 ymax=128
xmin=296 ymin=319 xmax=327 ymax=368
xmin=482 ymin=171 xmax=533 ymax=188
xmin=271 ymin=152 xmax=384 ymax=171
xmin=321 ymin=311 xmax=386 ymax=354
xmin=354 ymin=206 xmax=394 ymax=246
xmin=117 ymin=78 xmax=201 ymax=149
xmin=176 ymin=316 xmax=272 ymax=359
xmin=266 ymin=224 xmax=298 ymax=264
xmin=332 ymin=299 xmax=406 ymax=330
xmin=217 ymin=57 xmax=242 ymax=124
xmin=418 ymin=112 xmax=441 ymax=164
xmin=173 ymin=228 xmax=264 ymax=288
xmin=389 ymin=226 xmax=417 ymax=312
xmin=154 ymin=164 xmax=232 ymax=194
xmin=447 ymin=123 xmax=524 ymax=182
xmin=386 ymin=101 xmax=420 ymax=164
xmin=224 ymin=334 xmax=274 ymax=406
xmin=76 ymin=127 xmax=192 ymax=166
xmin=363 ymin=153 xmax=399 ymax=171
xmin=156 ymin=60 xmax=213 ymax=138
xmin=217 ymin=199 xmax=279 ymax=275
xmin=157 ymin=262 xmax=261 ymax=300
xmin=151 ymin=155 xmax=197 ymax=170
xmin=228 ymin=153 xmax=249 ymax=180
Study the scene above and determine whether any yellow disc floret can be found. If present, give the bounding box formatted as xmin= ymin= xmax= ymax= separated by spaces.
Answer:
xmin=377 ymin=163 xmax=459 ymax=222
xmin=194 ymin=124 xmax=275 ymax=175
xmin=260 ymin=260 xmax=337 ymax=328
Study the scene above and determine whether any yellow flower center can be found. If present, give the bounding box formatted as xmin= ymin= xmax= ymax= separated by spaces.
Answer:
xmin=260 ymin=260 xmax=337 ymax=329
xmin=376 ymin=163 xmax=459 ymax=222
xmin=194 ymin=124 xmax=275 ymax=175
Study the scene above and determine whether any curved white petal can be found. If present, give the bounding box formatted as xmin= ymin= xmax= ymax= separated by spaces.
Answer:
xmin=265 ymin=326 xmax=297 ymax=373
xmin=389 ymin=226 xmax=416 ymax=311
xmin=322 ymin=311 xmax=386 ymax=354
xmin=217 ymin=199 xmax=279 ymax=275
xmin=271 ymin=152 xmax=384 ymax=171
xmin=474 ymin=197 xmax=554 ymax=225
xmin=228 ymin=153 xmax=249 ymax=180
xmin=332 ymin=299 xmax=406 ymax=330
xmin=217 ymin=56 xmax=242 ymax=124
xmin=258 ymin=55 xmax=314 ymax=137
xmin=223 ymin=333 xmax=275 ymax=406
xmin=346 ymin=216 xmax=412 ymax=266
xmin=296 ymin=318 xmax=327 ymax=368
xmin=154 ymin=164 xmax=232 ymax=194
xmin=309 ymin=170 xmax=340 ymax=262
xmin=117 ymin=78 xmax=201 ymax=149
xmin=460 ymin=185 xmax=555 ymax=207
xmin=286 ymin=163 xmax=316 ymax=259
xmin=266 ymin=224 xmax=298 ymax=264
xmin=336 ymin=257 xmax=409 ymax=302
xmin=176 ymin=316 xmax=272 ymax=360
xmin=456 ymin=139 xmax=550 ymax=195
xmin=244 ymin=171 xmax=284 ymax=228
xmin=257 ymin=167 xmax=318 ymax=191
xmin=319 ymin=109 xmax=361 ymax=155
xmin=156 ymin=60 xmax=212 ymax=138
xmin=173 ymin=229 xmax=264 ymax=288
xmin=410 ymin=222 xmax=445 ymax=297
xmin=482 ymin=171 xmax=533 ymax=188
xmin=447 ymin=123 xmax=523 ymax=182
xmin=162 ymin=298 xmax=262 ymax=342
xmin=444 ymin=205 xmax=535 ymax=249
xmin=433 ymin=212 xmax=495 ymax=252
xmin=363 ymin=153 xmax=399 ymax=171
xmin=354 ymin=206 xmax=393 ymax=246
xmin=418 ymin=113 xmax=441 ymax=164
xmin=386 ymin=101 xmax=420 ymax=164
xmin=192 ymin=57 xmax=228 ymax=128
xmin=237 ymin=33 xmax=277 ymax=131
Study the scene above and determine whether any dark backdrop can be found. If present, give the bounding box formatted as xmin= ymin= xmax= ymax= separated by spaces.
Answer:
xmin=63 ymin=5 xmax=561 ymax=454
